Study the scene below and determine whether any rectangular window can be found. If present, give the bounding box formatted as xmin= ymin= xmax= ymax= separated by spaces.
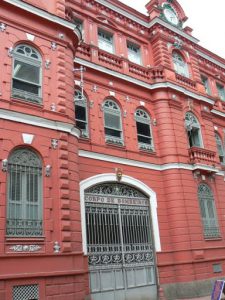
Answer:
xmin=201 ymin=75 xmax=211 ymax=95
xmin=216 ymin=83 xmax=225 ymax=101
xmin=98 ymin=29 xmax=114 ymax=53
xmin=127 ymin=41 xmax=141 ymax=65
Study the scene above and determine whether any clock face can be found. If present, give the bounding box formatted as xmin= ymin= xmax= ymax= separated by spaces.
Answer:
xmin=163 ymin=8 xmax=179 ymax=25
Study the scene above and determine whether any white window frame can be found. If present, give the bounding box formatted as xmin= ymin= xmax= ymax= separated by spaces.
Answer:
xmin=172 ymin=51 xmax=189 ymax=78
xmin=135 ymin=109 xmax=154 ymax=151
xmin=127 ymin=41 xmax=141 ymax=65
xmin=74 ymin=89 xmax=89 ymax=138
xmin=216 ymin=83 xmax=225 ymax=101
xmin=7 ymin=148 xmax=43 ymax=237
xmin=215 ymin=133 xmax=225 ymax=164
xmin=98 ymin=29 xmax=114 ymax=54
xmin=198 ymin=183 xmax=220 ymax=239
xmin=185 ymin=112 xmax=203 ymax=148
xmin=201 ymin=75 xmax=211 ymax=95
xmin=12 ymin=44 xmax=42 ymax=103
xmin=103 ymin=99 xmax=123 ymax=145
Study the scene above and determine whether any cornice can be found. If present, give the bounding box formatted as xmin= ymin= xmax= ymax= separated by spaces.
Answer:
xmin=148 ymin=18 xmax=199 ymax=44
xmin=79 ymin=150 xmax=221 ymax=174
xmin=75 ymin=57 xmax=214 ymax=106
xmin=0 ymin=109 xmax=80 ymax=138
xmin=197 ymin=50 xmax=225 ymax=70
xmin=3 ymin=0 xmax=82 ymax=41
xmin=211 ymin=109 xmax=225 ymax=118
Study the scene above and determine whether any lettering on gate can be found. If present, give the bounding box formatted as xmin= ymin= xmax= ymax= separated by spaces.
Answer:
xmin=211 ymin=280 xmax=225 ymax=300
xmin=85 ymin=195 xmax=148 ymax=206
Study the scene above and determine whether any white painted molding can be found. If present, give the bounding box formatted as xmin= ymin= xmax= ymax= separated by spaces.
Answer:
xmin=3 ymin=0 xmax=82 ymax=41
xmin=22 ymin=133 xmax=34 ymax=144
xmin=80 ymin=173 xmax=161 ymax=254
xmin=26 ymin=33 xmax=35 ymax=41
xmin=79 ymin=150 xmax=221 ymax=174
xmin=0 ymin=109 xmax=80 ymax=138
xmin=75 ymin=58 xmax=214 ymax=106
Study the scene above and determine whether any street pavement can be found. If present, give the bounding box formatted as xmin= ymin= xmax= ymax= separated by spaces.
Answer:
xmin=176 ymin=296 xmax=211 ymax=300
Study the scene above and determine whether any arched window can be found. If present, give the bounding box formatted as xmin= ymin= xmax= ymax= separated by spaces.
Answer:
xmin=12 ymin=44 xmax=42 ymax=103
xmin=7 ymin=148 xmax=43 ymax=237
xmin=215 ymin=133 xmax=225 ymax=164
xmin=135 ymin=109 xmax=154 ymax=151
xmin=198 ymin=184 xmax=220 ymax=239
xmin=74 ymin=89 xmax=88 ymax=138
xmin=103 ymin=99 xmax=123 ymax=145
xmin=172 ymin=51 xmax=189 ymax=78
xmin=185 ymin=112 xmax=202 ymax=148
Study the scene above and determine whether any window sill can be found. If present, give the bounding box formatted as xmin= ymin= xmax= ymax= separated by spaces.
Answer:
xmin=139 ymin=148 xmax=156 ymax=156
xmin=204 ymin=237 xmax=222 ymax=241
xmin=11 ymin=96 xmax=43 ymax=110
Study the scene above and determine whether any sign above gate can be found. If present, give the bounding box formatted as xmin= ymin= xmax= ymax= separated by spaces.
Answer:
xmin=85 ymin=195 xmax=149 ymax=206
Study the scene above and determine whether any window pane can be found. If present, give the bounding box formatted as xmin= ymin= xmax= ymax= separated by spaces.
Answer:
xmin=14 ymin=60 xmax=40 ymax=84
xmin=76 ymin=120 xmax=87 ymax=130
xmin=13 ymin=79 xmax=39 ymax=95
xmin=105 ymin=112 xmax=121 ymax=130
xmin=75 ymin=105 xmax=86 ymax=121
xmin=137 ymin=122 xmax=150 ymax=137
xmin=105 ymin=127 xmax=121 ymax=138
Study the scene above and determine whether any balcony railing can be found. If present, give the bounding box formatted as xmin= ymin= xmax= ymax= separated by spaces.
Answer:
xmin=188 ymin=147 xmax=216 ymax=165
xmin=128 ymin=62 xmax=151 ymax=80
xmin=175 ymin=73 xmax=196 ymax=89
xmin=98 ymin=49 xmax=123 ymax=69
xmin=203 ymin=219 xmax=220 ymax=239
xmin=6 ymin=219 xmax=43 ymax=237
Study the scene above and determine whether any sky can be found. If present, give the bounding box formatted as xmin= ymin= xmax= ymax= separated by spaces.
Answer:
xmin=119 ymin=0 xmax=225 ymax=60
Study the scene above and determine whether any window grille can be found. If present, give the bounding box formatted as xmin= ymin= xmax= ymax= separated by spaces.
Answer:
xmin=216 ymin=83 xmax=225 ymax=101
xmin=74 ymin=89 xmax=88 ymax=138
xmin=201 ymin=75 xmax=211 ymax=95
xmin=12 ymin=44 xmax=42 ymax=103
xmin=127 ymin=41 xmax=141 ymax=65
xmin=185 ymin=112 xmax=202 ymax=148
xmin=135 ymin=109 xmax=154 ymax=151
xmin=103 ymin=100 xmax=123 ymax=145
xmin=7 ymin=149 xmax=43 ymax=237
xmin=172 ymin=51 xmax=189 ymax=78
xmin=198 ymin=184 xmax=220 ymax=239
xmin=215 ymin=133 xmax=225 ymax=164
xmin=98 ymin=29 xmax=114 ymax=53
xmin=13 ymin=284 xmax=39 ymax=300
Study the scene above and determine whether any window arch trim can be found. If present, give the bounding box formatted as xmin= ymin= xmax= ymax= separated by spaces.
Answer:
xmin=185 ymin=112 xmax=203 ymax=148
xmin=103 ymin=99 xmax=124 ymax=145
xmin=12 ymin=44 xmax=42 ymax=104
xmin=198 ymin=183 xmax=220 ymax=239
xmin=135 ymin=108 xmax=154 ymax=151
xmin=6 ymin=148 xmax=43 ymax=237
xmin=172 ymin=50 xmax=189 ymax=78
xmin=74 ymin=88 xmax=89 ymax=138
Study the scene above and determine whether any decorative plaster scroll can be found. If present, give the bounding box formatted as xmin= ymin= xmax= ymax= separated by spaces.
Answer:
xmin=9 ymin=245 xmax=41 ymax=252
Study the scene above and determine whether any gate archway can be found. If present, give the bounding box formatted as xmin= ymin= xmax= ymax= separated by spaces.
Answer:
xmin=80 ymin=174 xmax=160 ymax=300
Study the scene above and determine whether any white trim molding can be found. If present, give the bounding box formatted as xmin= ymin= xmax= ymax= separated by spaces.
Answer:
xmin=0 ymin=109 xmax=80 ymax=138
xmin=75 ymin=58 xmax=214 ymax=106
xmin=3 ymin=0 xmax=82 ymax=41
xmin=80 ymin=173 xmax=161 ymax=254
xmin=79 ymin=150 xmax=220 ymax=174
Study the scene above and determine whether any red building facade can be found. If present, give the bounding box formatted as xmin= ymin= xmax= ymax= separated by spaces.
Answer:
xmin=1 ymin=0 xmax=225 ymax=299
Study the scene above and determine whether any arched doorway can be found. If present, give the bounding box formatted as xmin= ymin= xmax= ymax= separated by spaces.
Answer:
xmin=83 ymin=179 xmax=158 ymax=300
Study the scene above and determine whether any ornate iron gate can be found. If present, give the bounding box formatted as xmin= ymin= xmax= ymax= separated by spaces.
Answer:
xmin=85 ymin=183 xmax=157 ymax=300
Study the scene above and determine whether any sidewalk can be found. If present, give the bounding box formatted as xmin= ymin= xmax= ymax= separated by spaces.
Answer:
xmin=176 ymin=296 xmax=211 ymax=300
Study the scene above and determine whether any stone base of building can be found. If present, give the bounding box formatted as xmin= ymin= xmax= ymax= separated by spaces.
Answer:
xmin=162 ymin=277 xmax=222 ymax=299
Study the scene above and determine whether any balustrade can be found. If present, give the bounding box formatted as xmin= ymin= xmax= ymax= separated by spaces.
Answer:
xmin=188 ymin=147 xmax=216 ymax=165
